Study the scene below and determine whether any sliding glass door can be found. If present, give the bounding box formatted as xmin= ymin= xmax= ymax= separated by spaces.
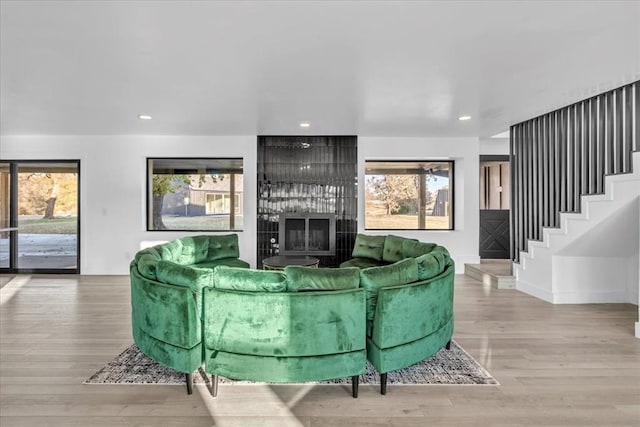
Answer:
xmin=0 ymin=160 xmax=80 ymax=273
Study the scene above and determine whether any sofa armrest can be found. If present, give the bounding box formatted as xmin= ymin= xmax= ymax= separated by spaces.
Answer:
xmin=130 ymin=266 xmax=206 ymax=349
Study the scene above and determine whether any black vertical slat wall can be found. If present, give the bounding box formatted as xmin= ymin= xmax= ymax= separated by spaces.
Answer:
xmin=257 ymin=136 xmax=358 ymax=268
xmin=511 ymin=81 xmax=639 ymax=262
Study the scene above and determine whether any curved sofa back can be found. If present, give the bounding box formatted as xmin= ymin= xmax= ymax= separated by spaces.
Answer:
xmin=203 ymin=287 xmax=366 ymax=357
xmin=202 ymin=283 xmax=367 ymax=383
xmin=201 ymin=264 xmax=367 ymax=383
xmin=370 ymin=263 xmax=454 ymax=349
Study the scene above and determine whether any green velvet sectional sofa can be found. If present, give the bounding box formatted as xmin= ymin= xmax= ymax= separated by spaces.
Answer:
xmin=340 ymin=234 xmax=455 ymax=394
xmin=129 ymin=233 xmax=454 ymax=397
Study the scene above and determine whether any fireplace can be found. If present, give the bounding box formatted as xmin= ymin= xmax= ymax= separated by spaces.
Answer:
xmin=279 ymin=213 xmax=336 ymax=256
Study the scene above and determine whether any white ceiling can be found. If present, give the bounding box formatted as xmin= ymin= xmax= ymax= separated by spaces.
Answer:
xmin=1 ymin=0 xmax=639 ymax=137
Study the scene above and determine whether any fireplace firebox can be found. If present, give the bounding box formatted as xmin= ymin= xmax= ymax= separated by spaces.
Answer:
xmin=279 ymin=213 xmax=336 ymax=256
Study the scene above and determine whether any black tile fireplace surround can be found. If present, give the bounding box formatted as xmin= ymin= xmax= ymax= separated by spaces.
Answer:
xmin=257 ymin=136 xmax=357 ymax=268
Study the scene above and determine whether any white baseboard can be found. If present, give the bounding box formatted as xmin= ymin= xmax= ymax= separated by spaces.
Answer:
xmin=552 ymin=291 xmax=630 ymax=304
xmin=515 ymin=278 xmax=554 ymax=303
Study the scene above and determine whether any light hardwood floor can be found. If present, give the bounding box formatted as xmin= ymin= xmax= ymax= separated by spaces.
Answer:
xmin=1 ymin=274 xmax=638 ymax=426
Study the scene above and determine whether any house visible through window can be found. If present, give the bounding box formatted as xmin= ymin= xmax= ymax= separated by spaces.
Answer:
xmin=205 ymin=193 xmax=241 ymax=215
xmin=147 ymin=158 xmax=243 ymax=231
xmin=365 ymin=160 xmax=454 ymax=230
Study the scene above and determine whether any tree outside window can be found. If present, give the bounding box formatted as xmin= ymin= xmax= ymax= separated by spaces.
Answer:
xmin=365 ymin=161 xmax=453 ymax=230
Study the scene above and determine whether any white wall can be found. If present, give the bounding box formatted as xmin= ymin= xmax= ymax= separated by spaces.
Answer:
xmin=479 ymin=137 xmax=509 ymax=155
xmin=0 ymin=135 xmax=258 ymax=274
xmin=553 ymin=195 xmax=640 ymax=305
xmin=552 ymin=256 xmax=634 ymax=303
xmin=358 ymin=137 xmax=481 ymax=273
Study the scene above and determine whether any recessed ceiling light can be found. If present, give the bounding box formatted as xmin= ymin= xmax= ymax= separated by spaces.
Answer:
xmin=458 ymin=115 xmax=471 ymax=121
xmin=137 ymin=114 xmax=152 ymax=120
xmin=299 ymin=122 xmax=311 ymax=128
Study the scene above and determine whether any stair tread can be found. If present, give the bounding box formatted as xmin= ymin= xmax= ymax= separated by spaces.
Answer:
xmin=465 ymin=263 xmax=513 ymax=277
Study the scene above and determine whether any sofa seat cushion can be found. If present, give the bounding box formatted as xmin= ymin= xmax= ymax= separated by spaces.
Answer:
xmin=285 ymin=266 xmax=360 ymax=292
xmin=214 ymin=266 xmax=287 ymax=292
xmin=195 ymin=258 xmax=250 ymax=269
xmin=207 ymin=234 xmax=241 ymax=261
xmin=351 ymin=234 xmax=386 ymax=261
xmin=402 ymin=240 xmax=437 ymax=258
xmin=382 ymin=235 xmax=414 ymax=263
xmin=359 ymin=258 xmax=419 ymax=320
xmin=340 ymin=257 xmax=386 ymax=269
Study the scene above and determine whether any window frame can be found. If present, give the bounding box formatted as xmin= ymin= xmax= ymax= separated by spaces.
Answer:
xmin=146 ymin=157 xmax=244 ymax=232
xmin=364 ymin=160 xmax=455 ymax=231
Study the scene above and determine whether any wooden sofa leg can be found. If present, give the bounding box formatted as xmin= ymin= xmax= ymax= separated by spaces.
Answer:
xmin=351 ymin=375 xmax=359 ymax=398
xmin=210 ymin=374 xmax=218 ymax=398
xmin=380 ymin=373 xmax=387 ymax=395
xmin=186 ymin=373 xmax=193 ymax=395
xmin=445 ymin=340 xmax=452 ymax=350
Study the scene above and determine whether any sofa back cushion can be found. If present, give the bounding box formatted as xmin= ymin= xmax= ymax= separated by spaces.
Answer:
xmin=155 ymin=260 xmax=214 ymax=289
xmin=352 ymin=234 xmax=386 ymax=261
xmin=177 ymin=236 xmax=210 ymax=265
xmin=214 ymin=266 xmax=286 ymax=292
xmin=382 ymin=235 xmax=414 ymax=263
xmin=401 ymin=240 xmax=437 ymax=258
xmin=285 ymin=266 xmax=360 ymax=292
xmin=158 ymin=239 xmax=184 ymax=263
xmin=415 ymin=246 xmax=451 ymax=280
xmin=207 ymin=234 xmax=240 ymax=261
xmin=359 ymin=257 xmax=419 ymax=320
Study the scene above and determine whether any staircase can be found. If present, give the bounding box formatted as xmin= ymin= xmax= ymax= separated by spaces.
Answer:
xmin=514 ymin=151 xmax=640 ymax=304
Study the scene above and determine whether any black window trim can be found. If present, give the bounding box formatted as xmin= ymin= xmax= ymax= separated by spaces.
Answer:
xmin=364 ymin=159 xmax=455 ymax=231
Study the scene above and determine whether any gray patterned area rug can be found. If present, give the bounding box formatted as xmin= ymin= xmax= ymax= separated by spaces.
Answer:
xmin=85 ymin=341 xmax=498 ymax=386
